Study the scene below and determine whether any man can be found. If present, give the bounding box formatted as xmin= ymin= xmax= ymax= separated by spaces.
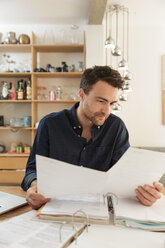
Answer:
xmin=21 ymin=66 xmax=163 ymax=209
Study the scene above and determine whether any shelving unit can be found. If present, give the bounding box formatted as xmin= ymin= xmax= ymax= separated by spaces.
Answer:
xmin=0 ymin=31 xmax=86 ymax=184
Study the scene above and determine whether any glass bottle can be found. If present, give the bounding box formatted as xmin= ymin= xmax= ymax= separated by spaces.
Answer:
xmin=26 ymin=79 xmax=32 ymax=100
xmin=61 ymin=61 xmax=68 ymax=72
xmin=9 ymin=82 xmax=16 ymax=100
xmin=2 ymin=81 xmax=8 ymax=99
xmin=0 ymin=83 xmax=2 ymax=99
xmin=8 ymin=82 xmax=12 ymax=99
xmin=23 ymin=80 xmax=27 ymax=99
xmin=71 ymin=64 xmax=75 ymax=72
xmin=70 ymin=25 xmax=81 ymax=44
xmin=49 ymin=88 xmax=56 ymax=101
xmin=56 ymin=86 xmax=61 ymax=100
xmin=16 ymin=143 xmax=23 ymax=153
xmin=78 ymin=61 xmax=83 ymax=72
xmin=17 ymin=81 xmax=24 ymax=100
xmin=16 ymin=81 xmax=19 ymax=99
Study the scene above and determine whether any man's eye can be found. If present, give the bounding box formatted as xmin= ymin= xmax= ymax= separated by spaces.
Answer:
xmin=97 ymin=99 xmax=104 ymax=103
xmin=110 ymin=102 xmax=116 ymax=106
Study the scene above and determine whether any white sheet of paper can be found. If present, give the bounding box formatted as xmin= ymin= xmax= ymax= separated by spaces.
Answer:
xmin=41 ymin=197 xmax=109 ymax=219
xmin=69 ymin=224 xmax=165 ymax=248
xmin=37 ymin=147 xmax=165 ymax=198
xmin=104 ymin=147 xmax=165 ymax=197
xmin=0 ymin=210 xmax=84 ymax=248
xmin=36 ymin=155 xmax=107 ymax=198
xmin=114 ymin=195 xmax=165 ymax=223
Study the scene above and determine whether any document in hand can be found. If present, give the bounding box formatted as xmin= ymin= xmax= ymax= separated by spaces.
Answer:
xmin=108 ymin=148 xmax=165 ymax=231
xmin=36 ymin=147 xmax=165 ymax=229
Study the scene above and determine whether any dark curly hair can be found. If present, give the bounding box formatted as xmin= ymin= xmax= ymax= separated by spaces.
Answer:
xmin=80 ymin=65 xmax=124 ymax=94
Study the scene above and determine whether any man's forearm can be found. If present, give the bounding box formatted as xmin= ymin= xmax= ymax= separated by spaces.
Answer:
xmin=21 ymin=172 xmax=37 ymax=191
xmin=30 ymin=179 xmax=37 ymax=188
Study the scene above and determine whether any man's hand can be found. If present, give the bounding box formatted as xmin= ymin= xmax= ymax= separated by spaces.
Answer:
xmin=135 ymin=181 xmax=163 ymax=206
xmin=26 ymin=180 xmax=51 ymax=209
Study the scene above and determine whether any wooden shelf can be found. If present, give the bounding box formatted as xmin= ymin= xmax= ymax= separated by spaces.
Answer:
xmin=33 ymin=44 xmax=83 ymax=53
xmin=0 ymin=100 xmax=31 ymax=103
xmin=0 ymin=44 xmax=32 ymax=52
xmin=0 ymin=153 xmax=29 ymax=157
xmin=0 ymin=127 xmax=33 ymax=130
xmin=0 ymin=100 xmax=78 ymax=103
xmin=0 ymin=72 xmax=31 ymax=78
xmin=33 ymin=100 xmax=78 ymax=103
xmin=33 ymin=72 xmax=83 ymax=78
xmin=0 ymin=72 xmax=82 ymax=79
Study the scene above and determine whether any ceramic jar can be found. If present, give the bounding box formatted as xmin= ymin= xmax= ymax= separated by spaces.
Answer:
xmin=4 ymin=32 xmax=17 ymax=44
xmin=18 ymin=34 xmax=30 ymax=44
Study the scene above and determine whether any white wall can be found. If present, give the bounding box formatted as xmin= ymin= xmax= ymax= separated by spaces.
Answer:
xmin=86 ymin=25 xmax=104 ymax=67
xmin=86 ymin=0 xmax=165 ymax=147
xmin=117 ymin=0 xmax=165 ymax=147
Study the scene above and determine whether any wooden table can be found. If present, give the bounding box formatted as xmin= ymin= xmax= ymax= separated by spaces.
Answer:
xmin=0 ymin=186 xmax=31 ymax=222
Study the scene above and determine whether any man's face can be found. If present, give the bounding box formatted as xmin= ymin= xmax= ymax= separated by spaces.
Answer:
xmin=79 ymin=80 xmax=119 ymax=126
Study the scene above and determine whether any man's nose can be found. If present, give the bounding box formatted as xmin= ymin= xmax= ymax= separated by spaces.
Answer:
xmin=102 ymin=104 xmax=111 ymax=115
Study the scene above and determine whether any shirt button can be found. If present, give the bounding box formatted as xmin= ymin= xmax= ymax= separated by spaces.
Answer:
xmin=83 ymin=147 xmax=86 ymax=151
xmin=78 ymin=134 xmax=80 ymax=137
xmin=78 ymin=125 xmax=81 ymax=129
xmin=73 ymin=126 xmax=76 ymax=129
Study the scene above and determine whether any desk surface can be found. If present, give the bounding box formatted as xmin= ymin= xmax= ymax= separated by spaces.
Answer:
xmin=0 ymin=186 xmax=31 ymax=222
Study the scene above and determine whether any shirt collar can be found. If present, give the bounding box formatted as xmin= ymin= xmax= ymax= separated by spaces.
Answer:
xmin=68 ymin=102 xmax=103 ymax=137
xmin=69 ymin=102 xmax=81 ymax=128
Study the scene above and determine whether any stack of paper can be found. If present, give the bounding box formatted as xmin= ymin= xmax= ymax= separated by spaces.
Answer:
xmin=112 ymin=195 xmax=165 ymax=231
xmin=37 ymin=194 xmax=110 ymax=224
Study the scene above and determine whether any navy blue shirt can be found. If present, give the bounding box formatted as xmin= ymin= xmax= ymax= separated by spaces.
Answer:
xmin=21 ymin=103 xmax=130 ymax=191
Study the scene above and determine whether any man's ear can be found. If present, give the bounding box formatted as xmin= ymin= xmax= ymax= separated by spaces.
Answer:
xmin=79 ymin=88 xmax=85 ymax=101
